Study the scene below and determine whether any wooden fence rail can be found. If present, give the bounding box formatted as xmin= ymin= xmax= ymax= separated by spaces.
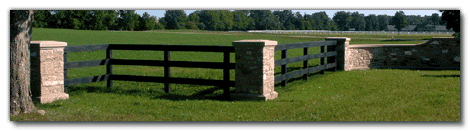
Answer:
xmin=63 ymin=44 xmax=235 ymax=95
xmin=274 ymin=41 xmax=338 ymax=86
xmin=62 ymin=40 xmax=342 ymax=98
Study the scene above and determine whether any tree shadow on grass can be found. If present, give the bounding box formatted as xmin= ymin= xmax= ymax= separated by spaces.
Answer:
xmin=421 ymin=74 xmax=460 ymax=78
xmin=404 ymin=68 xmax=460 ymax=71
xmin=151 ymin=86 xmax=269 ymax=102
xmin=69 ymin=84 xmax=266 ymax=102
xmin=33 ymin=100 xmax=62 ymax=109
xmin=68 ymin=84 xmax=166 ymax=97
xmin=67 ymin=65 xmax=336 ymax=102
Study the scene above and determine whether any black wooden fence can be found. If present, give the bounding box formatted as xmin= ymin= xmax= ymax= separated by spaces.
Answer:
xmin=63 ymin=40 xmax=340 ymax=95
xmin=63 ymin=44 xmax=235 ymax=96
xmin=274 ymin=41 xmax=338 ymax=86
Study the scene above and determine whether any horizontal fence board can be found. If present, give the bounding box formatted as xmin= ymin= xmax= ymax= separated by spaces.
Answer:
xmin=109 ymin=44 xmax=235 ymax=52
xmin=370 ymin=66 xmax=460 ymax=70
xmin=64 ymin=44 xmax=109 ymax=53
xmin=275 ymin=68 xmax=309 ymax=82
xmin=65 ymin=74 xmax=110 ymax=86
xmin=275 ymin=55 xmax=308 ymax=67
xmin=309 ymin=41 xmax=337 ymax=47
xmin=275 ymin=41 xmax=336 ymax=51
xmin=64 ymin=59 xmax=109 ymax=69
xmin=275 ymin=51 xmax=337 ymax=66
xmin=111 ymin=59 xmax=235 ymax=69
xmin=111 ymin=75 xmax=235 ymax=87
xmin=275 ymin=63 xmax=336 ymax=83
xmin=311 ymin=63 xmax=336 ymax=74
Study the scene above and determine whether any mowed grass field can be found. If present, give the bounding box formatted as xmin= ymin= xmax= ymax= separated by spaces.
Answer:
xmin=10 ymin=28 xmax=460 ymax=121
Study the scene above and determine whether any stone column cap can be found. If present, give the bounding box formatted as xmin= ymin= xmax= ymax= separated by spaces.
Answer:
xmin=30 ymin=41 xmax=67 ymax=47
xmin=325 ymin=37 xmax=351 ymax=41
xmin=232 ymin=39 xmax=277 ymax=46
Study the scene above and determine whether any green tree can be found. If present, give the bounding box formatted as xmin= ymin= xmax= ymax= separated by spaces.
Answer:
xmin=406 ymin=15 xmax=421 ymax=25
xmin=249 ymin=10 xmax=277 ymax=30
xmin=391 ymin=11 xmax=408 ymax=34
xmin=51 ymin=10 xmax=89 ymax=30
xmin=220 ymin=10 xmax=234 ymax=31
xmin=33 ymin=10 xmax=50 ymax=28
xmin=293 ymin=11 xmax=304 ymax=30
xmin=365 ymin=14 xmax=379 ymax=31
xmin=188 ymin=12 xmax=200 ymax=22
xmin=440 ymin=10 xmax=460 ymax=33
xmin=199 ymin=10 xmax=224 ymax=31
xmin=312 ymin=11 xmax=330 ymax=30
xmin=273 ymin=10 xmax=295 ymax=30
xmin=327 ymin=19 xmax=338 ymax=31
xmin=117 ymin=10 xmax=140 ymax=31
xmin=232 ymin=10 xmax=252 ymax=31
xmin=377 ymin=14 xmax=389 ymax=31
xmin=48 ymin=10 xmax=63 ymax=28
xmin=303 ymin=13 xmax=314 ymax=30
xmin=130 ymin=11 xmax=141 ymax=31
xmin=158 ymin=17 xmax=166 ymax=29
xmin=185 ymin=11 xmax=200 ymax=30
xmin=164 ymin=10 xmax=187 ymax=29
xmin=103 ymin=10 xmax=119 ymax=30
xmin=349 ymin=11 xmax=366 ymax=31
xmin=266 ymin=11 xmax=281 ymax=30
xmin=333 ymin=11 xmax=352 ymax=31
xmin=139 ymin=12 xmax=157 ymax=31
xmin=189 ymin=11 xmax=208 ymax=30
xmin=431 ymin=13 xmax=440 ymax=25
xmin=90 ymin=10 xmax=107 ymax=30
xmin=154 ymin=21 xmax=165 ymax=30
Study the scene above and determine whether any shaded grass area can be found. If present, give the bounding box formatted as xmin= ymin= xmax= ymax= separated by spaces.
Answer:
xmin=11 ymin=28 xmax=459 ymax=121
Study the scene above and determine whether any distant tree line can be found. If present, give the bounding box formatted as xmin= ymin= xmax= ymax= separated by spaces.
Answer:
xmin=33 ymin=10 xmax=164 ymax=31
xmin=33 ymin=10 xmax=454 ymax=32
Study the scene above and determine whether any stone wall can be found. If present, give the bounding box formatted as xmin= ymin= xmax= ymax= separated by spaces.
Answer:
xmin=345 ymin=37 xmax=460 ymax=71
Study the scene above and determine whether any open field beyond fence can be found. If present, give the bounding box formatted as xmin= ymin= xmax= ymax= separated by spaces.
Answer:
xmin=10 ymin=28 xmax=460 ymax=121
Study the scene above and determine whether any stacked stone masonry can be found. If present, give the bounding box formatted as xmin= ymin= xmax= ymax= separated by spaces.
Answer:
xmin=30 ymin=41 xmax=69 ymax=104
xmin=232 ymin=40 xmax=278 ymax=101
xmin=345 ymin=37 xmax=460 ymax=71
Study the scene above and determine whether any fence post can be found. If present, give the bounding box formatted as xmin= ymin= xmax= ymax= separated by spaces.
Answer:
xmin=232 ymin=40 xmax=278 ymax=101
xmin=303 ymin=47 xmax=308 ymax=80
xmin=281 ymin=50 xmax=287 ymax=87
xmin=30 ymin=41 xmax=69 ymax=104
xmin=325 ymin=37 xmax=351 ymax=71
xmin=64 ymin=52 xmax=68 ymax=94
xmin=320 ymin=45 xmax=325 ymax=74
xmin=164 ymin=50 xmax=171 ymax=93
xmin=106 ymin=46 xmax=113 ymax=88
xmin=223 ymin=51 xmax=230 ymax=96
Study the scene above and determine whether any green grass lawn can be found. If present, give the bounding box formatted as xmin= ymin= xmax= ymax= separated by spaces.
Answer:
xmin=10 ymin=28 xmax=459 ymax=121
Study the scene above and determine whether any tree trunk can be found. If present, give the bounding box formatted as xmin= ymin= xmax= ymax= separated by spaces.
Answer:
xmin=10 ymin=10 xmax=36 ymax=116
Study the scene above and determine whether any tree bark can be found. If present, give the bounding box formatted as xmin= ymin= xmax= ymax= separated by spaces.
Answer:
xmin=10 ymin=10 xmax=36 ymax=116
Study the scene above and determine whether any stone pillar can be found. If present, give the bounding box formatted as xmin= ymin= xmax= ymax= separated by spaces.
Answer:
xmin=30 ymin=41 xmax=69 ymax=104
xmin=325 ymin=37 xmax=351 ymax=71
xmin=232 ymin=40 xmax=278 ymax=101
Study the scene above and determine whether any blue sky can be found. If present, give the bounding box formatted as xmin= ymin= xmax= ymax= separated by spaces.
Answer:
xmin=135 ymin=10 xmax=443 ymax=19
